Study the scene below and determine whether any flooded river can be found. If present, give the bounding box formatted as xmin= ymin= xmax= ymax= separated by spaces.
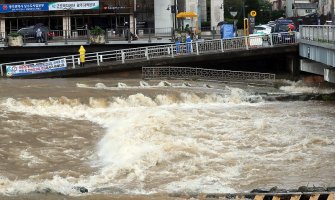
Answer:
xmin=0 ymin=76 xmax=334 ymax=199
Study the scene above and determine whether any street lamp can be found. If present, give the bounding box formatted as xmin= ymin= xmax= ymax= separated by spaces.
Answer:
xmin=167 ymin=2 xmax=177 ymax=41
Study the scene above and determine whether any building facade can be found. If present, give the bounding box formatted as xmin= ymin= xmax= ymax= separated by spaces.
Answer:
xmin=0 ymin=0 xmax=223 ymax=36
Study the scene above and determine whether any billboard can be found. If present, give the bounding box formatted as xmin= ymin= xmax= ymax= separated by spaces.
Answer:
xmin=49 ymin=1 xmax=99 ymax=10
xmin=0 ymin=3 xmax=49 ymax=13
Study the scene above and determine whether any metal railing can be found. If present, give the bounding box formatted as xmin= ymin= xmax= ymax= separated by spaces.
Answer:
xmin=142 ymin=67 xmax=276 ymax=81
xmin=0 ymin=32 xmax=297 ymax=77
xmin=300 ymin=25 xmax=335 ymax=44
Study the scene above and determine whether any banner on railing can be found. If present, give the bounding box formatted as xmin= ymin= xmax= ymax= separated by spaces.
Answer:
xmin=6 ymin=58 xmax=67 ymax=77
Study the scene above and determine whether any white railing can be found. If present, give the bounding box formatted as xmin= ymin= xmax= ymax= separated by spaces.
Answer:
xmin=300 ymin=25 xmax=335 ymax=44
xmin=0 ymin=32 xmax=297 ymax=77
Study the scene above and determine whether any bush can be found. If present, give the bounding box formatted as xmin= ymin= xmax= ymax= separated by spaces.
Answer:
xmin=8 ymin=32 xmax=21 ymax=37
xmin=90 ymin=26 xmax=105 ymax=35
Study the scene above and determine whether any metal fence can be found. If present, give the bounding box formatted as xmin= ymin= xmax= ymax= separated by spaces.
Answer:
xmin=0 ymin=32 xmax=297 ymax=77
xmin=142 ymin=67 xmax=276 ymax=81
xmin=300 ymin=25 xmax=335 ymax=44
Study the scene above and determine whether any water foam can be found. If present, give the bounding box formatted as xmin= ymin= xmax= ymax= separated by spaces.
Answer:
xmin=0 ymin=90 xmax=273 ymax=195
xmin=279 ymin=80 xmax=335 ymax=94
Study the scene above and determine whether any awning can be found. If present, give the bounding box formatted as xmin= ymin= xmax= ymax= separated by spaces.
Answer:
xmin=176 ymin=12 xmax=197 ymax=18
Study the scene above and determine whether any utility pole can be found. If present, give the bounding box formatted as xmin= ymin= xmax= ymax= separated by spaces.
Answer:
xmin=331 ymin=0 xmax=334 ymax=24
xmin=243 ymin=0 xmax=246 ymax=19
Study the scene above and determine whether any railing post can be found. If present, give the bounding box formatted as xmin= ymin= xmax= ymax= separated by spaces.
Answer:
xmin=167 ymin=46 xmax=170 ymax=55
xmin=171 ymin=44 xmax=174 ymax=58
xmin=269 ymin=33 xmax=273 ymax=47
xmin=196 ymin=41 xmax=199 ymax=55
xmin=96 ymin=53 xmax=100 ymax=66
xmin=105 ymin=29 xmax=109 ymax=44
xmin=245 ymin=36 xmax=249 ymax=50
xmin=65 ymin=30 xmax=68 ymax=44
xmin=148 ymin=28 xmax=152 ymax=43
xmin=121 ymin=50 xmax=125 ymax=63
xmin=44 ymin=32 xmax=48 ymax=45
xmin=220 ymin=39 xmax=224 ymax=52
xmin=87 ymin=30 xmax=90 ymax=44
xmin=72 ymin=55 xmax=75 ymax=69
xmin=145 ymin=47 xmax=149 ymax=60
xmin=0 ymin=64 xmax=3 ymax=77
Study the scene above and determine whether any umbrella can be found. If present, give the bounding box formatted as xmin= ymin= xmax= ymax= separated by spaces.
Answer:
xmin=217 ymin=21 xmax=228 ymax=26
xmin=176 ymin=12 xmax=197 ymax=18
xmin=288 ymin=23 xmax=295 ymax=30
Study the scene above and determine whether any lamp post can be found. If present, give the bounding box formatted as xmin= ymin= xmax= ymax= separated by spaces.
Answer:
xmin=167 ymin=1 xmax=177 ymax=41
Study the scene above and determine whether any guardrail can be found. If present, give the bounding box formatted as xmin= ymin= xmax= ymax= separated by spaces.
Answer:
xmin=300 ymin=25 xmax=335 ymax=44
xmin=142 ymin=67 xmax=275 ymax=81
xmin=170 ymin=192 xmax=335 ymax=200
xmin=0 ymin=32 xmax=297 ymax=77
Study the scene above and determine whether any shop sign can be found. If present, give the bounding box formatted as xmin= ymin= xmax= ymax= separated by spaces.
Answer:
xmin=6 ymin=58 xmax=67 ymax=77
xmin=48 ymin=1 xmax=99 ymax=10
xmin=0 ymin=3 xmax=49 ymax=13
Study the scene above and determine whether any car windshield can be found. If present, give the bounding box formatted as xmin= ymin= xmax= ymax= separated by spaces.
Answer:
xmin=278 ymin=24 xmax=289 ymax=32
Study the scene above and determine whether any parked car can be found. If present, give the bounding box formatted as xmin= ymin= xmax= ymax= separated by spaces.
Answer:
xmin=17 ymin=23 xmax=54 ymax=41
xmin=254 ymin=25 xmax=272 ymax=35
xmin=271 ymin=19 xmax=295 ymax=44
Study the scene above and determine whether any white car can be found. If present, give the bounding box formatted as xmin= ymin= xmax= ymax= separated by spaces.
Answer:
xmin=253 ymin=25 xmax=272 ymax=35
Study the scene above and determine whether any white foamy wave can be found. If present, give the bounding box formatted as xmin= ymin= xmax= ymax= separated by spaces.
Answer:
xmin=95 ymin=83 xmax=108 ymax=89
xmin=279 ymin=81 xmax=335 ymax=94
xmin=117 ymin=82 xmax=128 ymax=88
xmin=157 ymin=81 xmax=172 ymax=87
xmin=140 ymin=81 xmax=150 ymax=87
xmin=76 ymin=83 xmax=89 ymax=88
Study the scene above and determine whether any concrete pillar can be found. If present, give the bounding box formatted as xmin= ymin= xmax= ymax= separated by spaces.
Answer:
xmin=287 ymin=56 xmax=300 ymax=79
xmin=210 ymin=0 xmax=224 ymax=33
xmin=62 ymin=15 xmax=71 ymax=38
xmin=286 ymin=0 xmax=293 ymax=18
xmin=324 ymin=68 xmax=335 ymax=83
xmin=184 ymin=0 xmax=198 ymax=32
xmin=200 ymin=0 xmax=207 ymax=23
xmin=154 ymin=0 xmax=173 ymax=33
xmin=0 ymin=18 xmax=5 ymax=37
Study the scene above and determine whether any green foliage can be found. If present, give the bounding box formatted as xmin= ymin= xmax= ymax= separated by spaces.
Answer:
xmin=201 ymin=21 xmax=211 ymax=27
xmin=90 ymin=26 xmax=105 ymax=35
xmin=8 ymin=32 xmax=21 ymax=37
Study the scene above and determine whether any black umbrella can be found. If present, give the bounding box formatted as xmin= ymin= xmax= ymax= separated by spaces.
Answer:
xmin=217 ymin=21 xmax=228 ymax=26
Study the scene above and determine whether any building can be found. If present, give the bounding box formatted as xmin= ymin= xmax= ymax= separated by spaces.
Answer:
xmin=0 ymin=0 xmax=224 ymax=37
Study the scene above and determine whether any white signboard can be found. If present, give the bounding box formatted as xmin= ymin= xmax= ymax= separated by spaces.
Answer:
xmin=49 ymin=1 xmax=99 ymax=10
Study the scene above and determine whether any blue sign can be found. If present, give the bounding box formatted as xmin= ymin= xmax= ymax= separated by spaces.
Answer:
xmin=220 ymin=24 xmax=234 ymax=39
xmin=0 ymin=3 xmax=49 ymax=13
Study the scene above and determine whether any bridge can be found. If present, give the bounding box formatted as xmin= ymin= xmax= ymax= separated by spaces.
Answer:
xmin=299 ymin=25 xmax=335 ymax=83
xmin=0 ymin=32 xmax=298 ymax=79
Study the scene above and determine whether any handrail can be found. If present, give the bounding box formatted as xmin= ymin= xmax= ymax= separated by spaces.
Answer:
xmin=0 ymin=32 xmax=298 ymax=77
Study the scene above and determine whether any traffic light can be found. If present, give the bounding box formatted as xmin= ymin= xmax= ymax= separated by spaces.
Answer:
xmin=171 ymin=5 xmax=176 ymax=13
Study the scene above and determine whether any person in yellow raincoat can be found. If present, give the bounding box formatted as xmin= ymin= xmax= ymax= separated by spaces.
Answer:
xmin=79 ymin=45 xmax=86 ymax=67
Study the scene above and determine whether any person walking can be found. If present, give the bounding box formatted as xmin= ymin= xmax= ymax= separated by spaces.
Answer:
xmin=36 ymin=28 xmax=42 ymax=43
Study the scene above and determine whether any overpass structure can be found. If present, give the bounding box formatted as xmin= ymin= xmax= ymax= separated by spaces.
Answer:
xmin=299 ymin=25 xmax=335 ymax=83
xmin=0 ymin=33 xmax=298 ymax=79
